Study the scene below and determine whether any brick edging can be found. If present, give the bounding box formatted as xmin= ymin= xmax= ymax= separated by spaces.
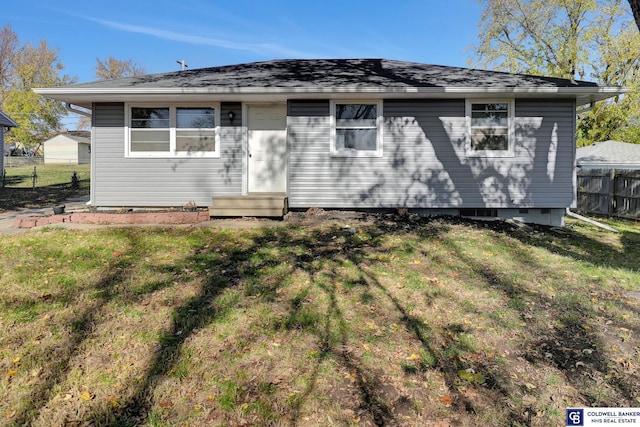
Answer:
xmin=13 ymin=211 xmax=210 ymax=229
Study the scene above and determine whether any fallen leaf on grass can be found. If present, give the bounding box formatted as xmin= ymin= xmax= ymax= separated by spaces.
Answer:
xmin=464 ymin=388 xmax=479 ymax=399
xmin=439 ymin=396 xmax=453 ymax=405
xmin=159 ymin=400 xmax=174 ymax=409
xmin=428 ymin=278 xmax=442 ymax=286
xmin=458 ymin=369 xmax=485 ymax=384
xmin=5 ymin=369 xmax=17 ymax=378
xmin=12 ymin=356 xmax=20 ymax=364
xmin=5 ymin=410 xmax=16 ymax=419
xmin=80 ymin=391 xmax=94 ymax=401
xmin=458 ymin=370 xmax=473 ymax=381
xmin=105 ymin=395 xmax=119 ymax=408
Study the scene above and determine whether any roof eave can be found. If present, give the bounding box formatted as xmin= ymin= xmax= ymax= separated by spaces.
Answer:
xmin=34 ymin=86 xmax=625 ymax=110
xmin=0 ymin=111 xmax=18 ymax=128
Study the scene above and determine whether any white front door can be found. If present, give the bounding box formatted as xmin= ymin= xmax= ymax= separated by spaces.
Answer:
xmin=247 ymin=104 xmax=287 ymax=193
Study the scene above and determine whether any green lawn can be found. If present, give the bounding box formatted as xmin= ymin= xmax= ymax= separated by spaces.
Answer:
xmin=0 ymin=164 xmax=90 ymax=212
xmin=0 ymin=215 xmax=638 ymax=426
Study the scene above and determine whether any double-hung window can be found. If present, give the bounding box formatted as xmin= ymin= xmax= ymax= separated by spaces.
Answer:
xmin=466 ymin=100 xmax=514 ymax=156
xmin=130 ymin=107 xmax=170 ymax=153
xmin=127 ymin=104 xmax=219 ymax=157
xmin=331 ymin=101 xmax=382 ymax=157
xmin=176 ymin=107 xmax=216 ymax=153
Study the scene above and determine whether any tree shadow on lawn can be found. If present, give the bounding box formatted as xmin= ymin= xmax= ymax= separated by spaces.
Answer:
xmin=16 ymin=215 xmax=639 ymax=426
xmin=99 ymin=216 xmax=555 ymax=426
xmin=483 ymin=218 xmax=640 ymax=334
xmin=10 ymin=229 xmax=176 ymax=426
xmin=439 ymin=223 xmax=640 ymax=409
xmin=74 ymin=218 xmax=465 ymax=426
xmin=93 ymin=223 xmax=404 ymax=426
xmin=504 ymin=218 xmax=640 ymax=274
xmin=0 ymin=180 xmax=90 ymax=212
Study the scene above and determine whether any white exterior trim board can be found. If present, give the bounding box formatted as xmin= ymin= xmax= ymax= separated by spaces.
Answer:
xmin=35 ymin=86 xmax=624 ymax=109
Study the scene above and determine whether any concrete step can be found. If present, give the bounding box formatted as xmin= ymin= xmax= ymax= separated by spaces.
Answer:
xmin=210 ymin=195 xmax=288 ymax=217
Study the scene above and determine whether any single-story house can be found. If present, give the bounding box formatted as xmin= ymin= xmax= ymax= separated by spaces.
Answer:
xmin=34 ymin=59 xmax=623 ymax=225
xmin=43 ymin=131 xmax=91 ymax=165
xmin=1 ymin=110 xmax=19 ymax=173
xmin=576 ymin=140 xmax=640 ymax=170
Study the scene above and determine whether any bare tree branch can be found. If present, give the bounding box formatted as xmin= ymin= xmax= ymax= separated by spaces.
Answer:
xmin=630 ymin=0 xmax=640 ymax=30
xmin=95 ymin=56 xmax=146 ymax=80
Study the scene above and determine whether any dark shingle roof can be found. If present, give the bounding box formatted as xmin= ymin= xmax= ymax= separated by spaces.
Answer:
xmin=68 ymin=58 xmax=599 ymax=90
xmin=37 ymin=59 xmax=622 ymax=109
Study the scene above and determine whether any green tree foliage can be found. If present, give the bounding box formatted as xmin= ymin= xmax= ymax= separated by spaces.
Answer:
xmin=95 ymin=56 xmax=145 ymax=80
xmin=472 ymin=0 xmax=640 ymax=145
xmin=474 ymin=0 xmax=596 ymax=79
xmin=578 ymin=19 xmax=640 ymax=145
xmin=0 ymin=24 xmax=74 ymax=151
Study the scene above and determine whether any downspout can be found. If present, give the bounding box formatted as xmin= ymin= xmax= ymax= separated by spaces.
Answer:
xmin=65 ymin=103 xmax=91 ymax=117
xmin=576 ymin=101 xmax=595 ymax=114
xmin=566 ymin=208 xmax=618 ymax=233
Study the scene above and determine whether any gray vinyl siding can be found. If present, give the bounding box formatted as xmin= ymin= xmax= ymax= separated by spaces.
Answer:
xmin=288 ymin=99 xmax=576 ymax=209
xmin=92 ymin=103 xmax=242 ymax=207
xmin=221 ymin=102 xmax=242 ymax=127
xmin=287 ymin=100 xmax=329 ymax=117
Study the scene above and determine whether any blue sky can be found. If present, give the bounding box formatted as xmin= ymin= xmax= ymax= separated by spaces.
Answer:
xmin=4 ymin=0 xmax=484 ymax=128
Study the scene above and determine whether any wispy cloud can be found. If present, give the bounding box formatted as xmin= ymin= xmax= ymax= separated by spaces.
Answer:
xmin=81 ymin=15 xmax=319 ymax=58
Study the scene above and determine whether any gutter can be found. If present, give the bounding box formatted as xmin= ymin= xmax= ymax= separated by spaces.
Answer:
xmin=33 ymin=85 xmax=624 ymax=109
xmin=38 ymin=86 xmax=626 ymax=96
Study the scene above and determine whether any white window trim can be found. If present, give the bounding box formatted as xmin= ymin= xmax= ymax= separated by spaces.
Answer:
xmin=125 ymin=103 xmax=221 ymax=158
xmin=465 ymin=99 xmax=515 ymax=158
xmin=330 ymin=100 xmax=383 ymax=158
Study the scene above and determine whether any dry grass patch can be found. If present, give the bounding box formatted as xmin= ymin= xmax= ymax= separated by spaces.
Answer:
xmin=0 ymin=215 xmax=638 ymax=426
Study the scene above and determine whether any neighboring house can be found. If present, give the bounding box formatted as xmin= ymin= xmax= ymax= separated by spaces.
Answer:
xmin=43 ymin=131 xmax=91 ymax=164
xmin=575 ymin=141 xmax=640 ymax=218
xmin=1 ymin=110 xmax=19 ymax=173
xmin=34 ymin=59 xmax=623 ymax=225
xmin=576 ymin=140 xmax=640 ymax=170
xmin=3 ymin=143 xmax=13 ymax=157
